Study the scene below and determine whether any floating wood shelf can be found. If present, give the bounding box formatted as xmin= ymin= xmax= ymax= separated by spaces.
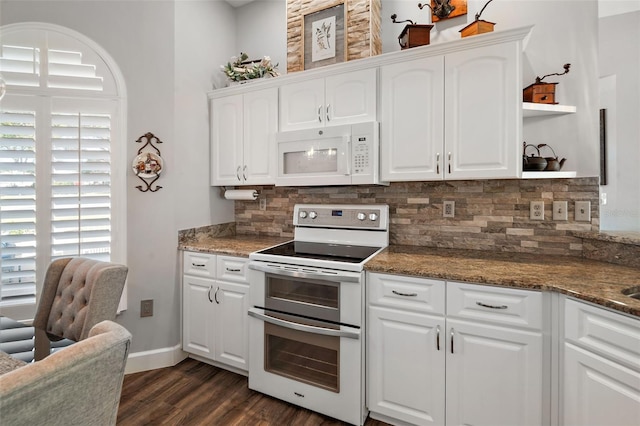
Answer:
xmin=522 ymin=102 xmax=577 ymax=118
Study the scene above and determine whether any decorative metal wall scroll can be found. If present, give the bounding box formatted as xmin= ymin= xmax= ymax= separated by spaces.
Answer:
xmin=132 ymin=132 xmax=163 ymax=192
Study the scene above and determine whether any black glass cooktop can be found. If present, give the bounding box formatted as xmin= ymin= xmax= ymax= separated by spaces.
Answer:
xmin=257 ymin=241 xmax=381 ymax=264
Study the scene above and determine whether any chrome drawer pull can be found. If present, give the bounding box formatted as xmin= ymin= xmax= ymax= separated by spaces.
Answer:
xmin=192 ymin=263 xmax=206 ymax=267
xmin=207 ymin=286 xmax=213 ymax=303
xmin=214 ymin=287 xmax=220 ymax=304
xmin=392 ymin=290 xmax=418 ymax=297
xmin=450 ymin=328 xmax=455 ymax=354
xmin=436 ymin=325 xmax=441 ymax=351
xmin=226 ymin=268 xmax=241 ymax=272
xmin=476 ymin=301 xmax=508 ymax=310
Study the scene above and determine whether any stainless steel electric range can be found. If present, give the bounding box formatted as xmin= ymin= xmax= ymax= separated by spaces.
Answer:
xmin=247 ymin=204 xmax=389 ymax=425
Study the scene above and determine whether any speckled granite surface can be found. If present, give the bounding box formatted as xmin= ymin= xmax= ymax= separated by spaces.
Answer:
xmin=180 ymin=236 xmax=640 ymax=318
xmin=366 ymin=245 xmax=640 ymax=317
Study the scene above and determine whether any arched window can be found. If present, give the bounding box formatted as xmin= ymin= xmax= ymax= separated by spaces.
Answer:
xmin=0 ymin=23 xmax=127 ymax=319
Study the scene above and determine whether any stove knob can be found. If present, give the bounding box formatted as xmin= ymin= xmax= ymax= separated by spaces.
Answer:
xmin=357 ymin=212 xmax=366 ymax=221
xmin=369 ymin=213 xmax=378 ymax=221
xmin=309 ymin=211 xmax=318 ymax=219
xmin=299 ymin=211 xmax=308 ymax=219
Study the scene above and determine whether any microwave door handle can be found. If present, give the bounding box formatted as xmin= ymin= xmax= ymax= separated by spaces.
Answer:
xmin=248 ymin=308 xmax=360 ymax=339
xmin=344 ymin=135 xmax=351 ymax=175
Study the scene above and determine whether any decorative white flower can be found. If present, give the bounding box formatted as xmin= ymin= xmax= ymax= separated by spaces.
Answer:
xmin=221 ymin=52 xmax=280 ymax=83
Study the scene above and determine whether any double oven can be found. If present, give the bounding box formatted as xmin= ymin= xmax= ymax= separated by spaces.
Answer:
xmin=248 ymin=204 xmax=389 ymax=425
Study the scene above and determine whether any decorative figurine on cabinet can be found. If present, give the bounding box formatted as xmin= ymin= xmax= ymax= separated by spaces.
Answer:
xmin=459 ymin=0 xmax=496 ymax=38
xmin=391 ymin=14 xmax=433 ymax=50
xmin=523 ymin=63 xmax=571 ymax=104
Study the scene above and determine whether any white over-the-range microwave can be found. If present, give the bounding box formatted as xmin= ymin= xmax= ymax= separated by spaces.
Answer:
xmin=275 ymin=122 xmax=387 ymax=186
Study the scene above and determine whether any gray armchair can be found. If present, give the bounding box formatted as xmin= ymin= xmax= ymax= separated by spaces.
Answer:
xmin=33 ymin=257 xmax=128 ymax=341
xmin=0 ymin=320 xmax=131 ymax=425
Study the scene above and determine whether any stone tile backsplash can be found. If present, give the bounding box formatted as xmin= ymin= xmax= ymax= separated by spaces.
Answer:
xmin=233 ymin=177 xmax=600 ymax=256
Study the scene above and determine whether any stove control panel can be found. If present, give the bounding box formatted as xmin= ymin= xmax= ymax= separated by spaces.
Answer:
xmin=294 ymin=204 xmax=389 ymax=230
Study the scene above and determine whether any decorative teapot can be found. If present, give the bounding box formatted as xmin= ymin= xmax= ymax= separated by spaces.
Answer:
xmin=523 ymin=143 xmax=548 ymax=171
xmin=537 ymin=144 xmax=566 ymax=171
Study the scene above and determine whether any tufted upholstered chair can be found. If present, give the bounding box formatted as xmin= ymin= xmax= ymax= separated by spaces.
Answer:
xmin=33 ymin=257 xmax=128 ymax=341
xmin=0 ymin=320 xmax=131 ymax=426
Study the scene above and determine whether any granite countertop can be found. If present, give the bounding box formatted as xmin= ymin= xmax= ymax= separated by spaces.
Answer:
xmin=179 ymin=236 xmax=640 ymax=318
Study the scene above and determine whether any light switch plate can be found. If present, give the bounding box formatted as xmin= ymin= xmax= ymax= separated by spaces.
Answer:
xmin=553 ymin=201 xmax=568 ymax=221
xmin=575 ymin=201 xmax=591 ymax=222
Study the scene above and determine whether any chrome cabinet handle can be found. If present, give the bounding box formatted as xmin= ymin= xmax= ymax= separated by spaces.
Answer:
xmin=214 ymin=287 xmax=220 ymax=304
xmin=242 ymin=165 xmax=247 ymax=181
xmin=236 ymin=166 xmax=241 ymax=181
xmin=450 ymin=328 xmax=455 ymax=354
xmin=207 ymin=286 xmax=213 ymax=303
xmin=436 ymin=153 xmax=440 ymax=174
xmin=392 ymin=290 xmax=418 ymax=297
xmin=436 ymin=325 xmax=441 ymax=351
xmin=448 ymin=152 xmax=452 ymax=174
xmin=192 ymin=263 xmax=205 ymax=267
xmin=318 ymin=105 xmax=322 ymax=123
xmin=326 ymin=104 xmax=330 ymax=122
xmin=226 ymin=267 xmax=241 ymax=272
xmin=248 ymin=308 xmax=360 ymax=339
xmin=476 ymin=301 xmax=508 ymax=310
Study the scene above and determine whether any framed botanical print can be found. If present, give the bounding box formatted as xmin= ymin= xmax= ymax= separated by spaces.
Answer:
xmin=303 ymin=3 xmax=346 ymax=70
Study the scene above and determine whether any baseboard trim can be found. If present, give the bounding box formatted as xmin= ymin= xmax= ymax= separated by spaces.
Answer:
xmin=124 ymin=343 xmax=187 ymax=374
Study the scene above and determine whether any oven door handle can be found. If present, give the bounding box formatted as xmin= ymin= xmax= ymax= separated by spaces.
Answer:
xmin=248 ymin=308 xmax=360 ymax=339
xmin=249 ymin=262 xmax=361 ymax=283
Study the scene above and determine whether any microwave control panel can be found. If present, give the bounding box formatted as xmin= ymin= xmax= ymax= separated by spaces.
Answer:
xmin=353 ymin=137 xmax=371 ymax=175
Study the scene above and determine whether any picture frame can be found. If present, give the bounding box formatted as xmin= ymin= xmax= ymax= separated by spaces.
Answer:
xmin=303 ymin=2 xmax=346 ymax=70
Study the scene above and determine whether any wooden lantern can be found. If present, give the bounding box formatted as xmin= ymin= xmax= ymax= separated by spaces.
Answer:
xmin=523 ymin=82 xmax=558 ymax=104
xmin=459 ymin=19 xmax=495 ymax=38
xmin=398 ymin=24 xmax=434 ymax=50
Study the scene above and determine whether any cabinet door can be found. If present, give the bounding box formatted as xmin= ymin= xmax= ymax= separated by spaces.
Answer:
xmin=279 ymin=78 xmax=325 ymax=131
xmin=214 ymin=281 xmax=250 ymax=371
xmin=381 ymin=56 xmax=444 ymax=182
xmin=325 ymin=68 xmax=377 ymax=127
xmin=445 ymin=41 xmax=521 ymax=179
xmin=369 ymin=306 xmax=445 ymax=426
xmin=243 ymin=88 xmax=277 ymax=185
xmin=563 ymin=342 xmax=640 ymax=426
xmin=211 ymin=95 xmax=243 ymax=185
xmin=183 ymin=275 xmax=215 ymax=359
xmin=445 ymin=318 xmax=543 ymax=426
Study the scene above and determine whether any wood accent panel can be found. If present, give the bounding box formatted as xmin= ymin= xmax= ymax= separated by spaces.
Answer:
xmin=287 ymin=0 xmax=381 ymax=72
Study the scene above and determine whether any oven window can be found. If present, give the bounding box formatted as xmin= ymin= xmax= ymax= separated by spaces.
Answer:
xmin=265 ymin=322 xmax=339 ymax=392
xmin=267 ymin=276 xmax=338 ymax=309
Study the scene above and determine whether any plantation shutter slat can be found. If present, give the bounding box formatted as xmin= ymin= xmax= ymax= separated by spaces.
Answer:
xmin=0 ymin=109 xmax=37 ymax=306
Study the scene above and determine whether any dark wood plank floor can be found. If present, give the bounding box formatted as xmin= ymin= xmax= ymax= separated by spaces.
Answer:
xmin=117 ymin=358 xmax=390 ymax=426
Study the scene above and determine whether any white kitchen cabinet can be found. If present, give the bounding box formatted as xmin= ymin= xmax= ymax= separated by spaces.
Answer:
xmin=182 ymin=252 xmax=250 ymax=372
xmin=210 ymin=87 xmax=277 ymax=186
xmin=381 ymin=37 xmax=523 ymax=182
xmin=279 ymin=68 xmax=377 ymax=131
xmin=562 ymin=298 xmax=640 ymax=426
xmin=368 ymin=274 xmax=545 ymax=426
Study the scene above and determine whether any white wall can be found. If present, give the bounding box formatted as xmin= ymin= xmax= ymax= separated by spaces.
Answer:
xmin=598 ymin=10 xmax=640 ymax=231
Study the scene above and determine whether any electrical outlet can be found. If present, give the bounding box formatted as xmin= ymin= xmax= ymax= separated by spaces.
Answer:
xmin=141 ymin=299 xmax=153 ymax=317
xmin=443 ymin=201 xmax=455 ymax=218
xmin=575 ymin=201 xmax=591 ymax=222
xmin=259 ymin=198 xmax=266 ymax=211
xmin=552 ymin=201 xmax=568 ymax=221
xmin=530 ymin=201 xmax=544 ymax=220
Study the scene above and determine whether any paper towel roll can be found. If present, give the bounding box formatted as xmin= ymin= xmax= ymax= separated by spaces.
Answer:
xmin=224 ymin=189 xmax=258 ymax=200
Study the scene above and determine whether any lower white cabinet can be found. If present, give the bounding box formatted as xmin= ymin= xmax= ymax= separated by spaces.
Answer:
xmin=182 ymin=252 xmax=250 ymax=372
xmin=562 ymin=298 xmax=640 ymax=426
xmin=367 ymin=273 xmax=544 ymax=426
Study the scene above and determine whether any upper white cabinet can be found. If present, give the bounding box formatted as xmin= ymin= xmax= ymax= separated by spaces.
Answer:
xmin=382 ymin=39 xmax=522 ymax=181
xmin=210 ymin=87 xmax=277 ymax=186
xmin=279 ymin=68 xmax=377 ymax=131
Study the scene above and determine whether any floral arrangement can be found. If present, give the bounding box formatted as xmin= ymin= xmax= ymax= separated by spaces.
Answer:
xmin=221 ymin=52 xmax=280 ymax=83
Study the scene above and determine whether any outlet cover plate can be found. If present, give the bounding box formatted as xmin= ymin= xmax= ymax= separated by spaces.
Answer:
xmin=575 ymin=201 xmax=591 ymax=222
xmin=443 ymin=201 xmax=455 ymax=218
xmin=553 ymin=201 xmax=568 ymax=221
xmin=141 ymin=299 xmax=153 ymax=317
xmin=530 ymin=201 xmax=544 ymax=220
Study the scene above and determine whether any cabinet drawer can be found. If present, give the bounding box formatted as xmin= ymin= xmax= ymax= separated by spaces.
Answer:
xmin=565 ymin=298 xmax=640 ymax=369
xmin=217 ymin=256 xmax=249 ymax=283
xmin=368 ymin=273 xmax=445 ymax=315
xmin=183 ymin=251 xmax=216 ymax=278
xmin=446 ymin=282 xmax=543 ymax=330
